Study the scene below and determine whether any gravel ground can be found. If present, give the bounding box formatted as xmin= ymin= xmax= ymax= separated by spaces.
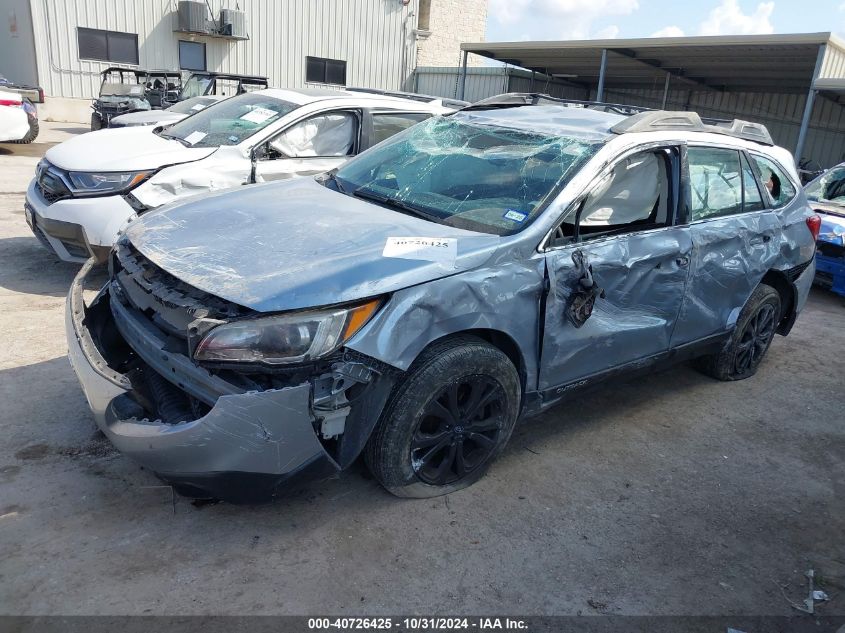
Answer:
xmin=0 ymin=124 xmax=843 ymax=619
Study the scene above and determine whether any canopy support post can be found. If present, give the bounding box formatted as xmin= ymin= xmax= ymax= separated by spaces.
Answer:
xmin=458 ymin=49 xmax=468 ymax=100
xmin=795 ymin=44 xmax=826 ymax=166
xmin=596 ymin=49 xmax=608 ymax=102
xmin=661 ymin=71 xmax=671 ymax=109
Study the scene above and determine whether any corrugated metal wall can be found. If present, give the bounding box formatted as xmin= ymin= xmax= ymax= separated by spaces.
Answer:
xmin=601 ymin=86 xmax=845 ymax=168
xmin=27 ymin=0 xmax=418 ymax=99
xmin=415 ymin=66 xmax=845 ymax=168
xmin=415 ymin=66 xmax=587 ymax=102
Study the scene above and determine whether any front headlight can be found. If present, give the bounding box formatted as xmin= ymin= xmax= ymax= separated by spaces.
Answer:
xmin=67 ymin=170 xmax=153 ymax=195
xmin=193 ymin=299 xmax=382 ymax=365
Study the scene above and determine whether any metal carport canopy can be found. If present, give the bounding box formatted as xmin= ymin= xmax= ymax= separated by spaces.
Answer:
xmin=458 ymin=32 xmax=845 ymax=162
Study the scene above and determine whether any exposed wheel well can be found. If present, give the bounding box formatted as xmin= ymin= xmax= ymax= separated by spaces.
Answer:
xmin=424 ymin=329 xmax=527 ymax=391
xmin=760 ymin=269 xmax=795 ymax=334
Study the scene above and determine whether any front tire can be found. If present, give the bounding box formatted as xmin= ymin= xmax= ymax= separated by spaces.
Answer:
xmin=365 ymin=336 xmax=521 ymax=498
xmin=90 ymin=113 xmax=103 ymax=131
xmin=695 ymin=283 xmax=781 ymax=381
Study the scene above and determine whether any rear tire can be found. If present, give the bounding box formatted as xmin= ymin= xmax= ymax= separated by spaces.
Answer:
xmin=12 ymin=117 xmax=38 ymax=144
xmin=365 ymin=336 xmax=521 ymax=498
xmin=695 ymin=283 xmax=781 ymax=381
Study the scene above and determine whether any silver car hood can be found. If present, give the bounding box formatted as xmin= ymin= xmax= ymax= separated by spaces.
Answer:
xmin=126 ymin=178 xmax=500 ymax=312
xmin=110 ymin=111 xmax=186 ymax=126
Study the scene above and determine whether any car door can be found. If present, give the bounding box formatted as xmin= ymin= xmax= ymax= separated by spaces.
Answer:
xmin=252 ymin=109 xmax=361 ymax=182
xmin=538 ymin=144 xmax=693 ymax=392
xmin=670 ymin=145 xmax=780 ymax=346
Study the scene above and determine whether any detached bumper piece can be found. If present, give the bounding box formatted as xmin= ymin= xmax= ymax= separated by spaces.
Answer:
xmin=65 ymin=260 xmax=341 ymax=503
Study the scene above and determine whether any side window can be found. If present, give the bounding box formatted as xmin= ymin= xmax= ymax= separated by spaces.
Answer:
xmin=268 ymin=112 xmax=358 ymax=159
xmin=579 ymin=149 xmax=671 ymax=236
xmin=688 ymin=147 xmax=743 ymax=220
xmin=806 ymin=166 xmax=845 ymax=203
xmin=371 ymin=112 xmax=430 ymax=145
xmin=551 ymin=148 xmax=673 ymax=245
xmin=751 ymin=154 xmax=797 ymax=207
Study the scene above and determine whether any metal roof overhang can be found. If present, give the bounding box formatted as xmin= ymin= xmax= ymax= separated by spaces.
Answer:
xmin=461 ymin=33 xmax=845 ymax=94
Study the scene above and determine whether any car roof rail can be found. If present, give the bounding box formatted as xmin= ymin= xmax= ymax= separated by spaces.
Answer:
xmin=610 ymin=110 xmax=774 ymax=145
xmin=346 ymin=86 xmax=471 ymax=108
xmin=462 ymin=92 xmax=653 ymax=115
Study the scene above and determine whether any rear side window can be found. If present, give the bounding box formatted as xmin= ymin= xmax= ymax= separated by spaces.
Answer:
xmin=689 ymin=147 xmax=765 ymax=220
xmin=806 ymin=165 xmax=845 ymax=203
xmin=751 ymin=154 xmax=797 ymax=207
xmin=689 ymin=148 xmax=741 ymax=219
xmin=371 ymin=112 xmax=430 ymax=145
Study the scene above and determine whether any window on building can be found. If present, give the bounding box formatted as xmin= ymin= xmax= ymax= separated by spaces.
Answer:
xmin=418 ymin=0 xmax=432 ymax=31
xmin=178 ymin=40 xmax=206 ymax=71
xmin=77 ymin=27 xmax=138 ymax=64
xmin=306 ymin=56 xmax=347 ymax=86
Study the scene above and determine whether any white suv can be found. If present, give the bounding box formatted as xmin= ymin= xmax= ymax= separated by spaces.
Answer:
xmin=25 ymin=88 xmax=453 ymax=262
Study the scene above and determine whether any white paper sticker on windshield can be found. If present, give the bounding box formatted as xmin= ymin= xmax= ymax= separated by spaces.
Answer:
xmin=383 ymin=237 xmax=457 ymax=263
xmin=191 ymin=104 xmax=206 ymax=111
xmin=240 ymin=107 xmax=276 ymax=124
xmin=184 ymin=131 xmax=207 ymax=145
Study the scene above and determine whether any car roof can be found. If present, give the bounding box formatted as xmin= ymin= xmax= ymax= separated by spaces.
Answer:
xmin=254 ymin=87 xmax=450 ymax=112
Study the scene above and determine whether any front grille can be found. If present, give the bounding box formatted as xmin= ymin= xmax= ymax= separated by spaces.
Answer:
xmin=35 ymin=161 xmax=72 ymax=205
xmin=113 ymin=239 xmax=252 ymax=339
xmin=817 ymin=241 xmax=845 ymax=260
xmin=35 ymin=181 xmax=62 ymax=204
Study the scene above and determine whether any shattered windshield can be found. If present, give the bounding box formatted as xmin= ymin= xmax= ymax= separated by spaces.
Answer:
xmin=159 ymin=93 xmax=296 ymax=148
xmin=332 ymin=114 xmax=601 ymax=236
xmin=806 ymin=166 xmax=845 ymax=210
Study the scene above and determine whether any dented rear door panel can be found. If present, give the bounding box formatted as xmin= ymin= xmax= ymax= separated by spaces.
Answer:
xmin=671 ymin=209 xmax=780 ymax=345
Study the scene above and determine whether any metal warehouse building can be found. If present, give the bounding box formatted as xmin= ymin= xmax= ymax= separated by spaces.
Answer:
xmin=0 ymin=0 xmax=487 ymax=122
xmin=417 ymin=32 xmax=845 ymax=170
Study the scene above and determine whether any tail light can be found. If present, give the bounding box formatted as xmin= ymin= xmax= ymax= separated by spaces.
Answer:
xmin=0 ymin=98 xmax=21 ymax=107
xmin=806 ymin=214 xmax=821 ymax=241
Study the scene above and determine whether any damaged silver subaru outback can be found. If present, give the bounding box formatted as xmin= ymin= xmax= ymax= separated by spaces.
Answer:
xmin=66 ymin=94 xmax=819 ymax=502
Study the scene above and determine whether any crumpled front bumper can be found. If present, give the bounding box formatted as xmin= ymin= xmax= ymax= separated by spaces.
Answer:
xmin=65 ymin=260 xmax=338 ymax=501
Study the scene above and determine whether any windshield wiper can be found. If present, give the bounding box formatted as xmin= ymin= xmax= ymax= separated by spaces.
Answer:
xmin=155 ymin=129 xmax=190 ymax=147
xmin=352 ymin=187 xmax=439 ymax=223
xmin=323 ymin=170 xmax=348 ymax=194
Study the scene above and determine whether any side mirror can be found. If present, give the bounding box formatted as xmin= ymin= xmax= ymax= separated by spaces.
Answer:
xmin=252 ymin=143 xmax=269 ymax=162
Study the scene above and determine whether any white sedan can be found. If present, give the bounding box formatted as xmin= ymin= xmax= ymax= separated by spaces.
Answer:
xmin=0 ymin=89 xmax=38 ymax=143
xmin=25 ymin=88 xmax=453 ymax=262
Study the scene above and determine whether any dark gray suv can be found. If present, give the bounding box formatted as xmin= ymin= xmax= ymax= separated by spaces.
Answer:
xmin=65 ymin=95 xmax=819 ymax=502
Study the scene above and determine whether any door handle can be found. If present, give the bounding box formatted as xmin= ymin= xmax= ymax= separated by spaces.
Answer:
xmin=676 ymin=256 xmax=690 ymax=268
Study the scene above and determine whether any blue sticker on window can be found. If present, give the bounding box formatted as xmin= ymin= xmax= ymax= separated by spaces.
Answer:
xmin=503 ymin=209 xmax=527 ymax=223
xmin=228 ymin=135 xmax=239 ymax=143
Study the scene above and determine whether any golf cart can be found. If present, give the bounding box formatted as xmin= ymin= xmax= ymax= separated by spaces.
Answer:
xmin=90 ymin=67 xmax=182 ymax=130
xmin=179 ymin=71 xmax=268 ymax=100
